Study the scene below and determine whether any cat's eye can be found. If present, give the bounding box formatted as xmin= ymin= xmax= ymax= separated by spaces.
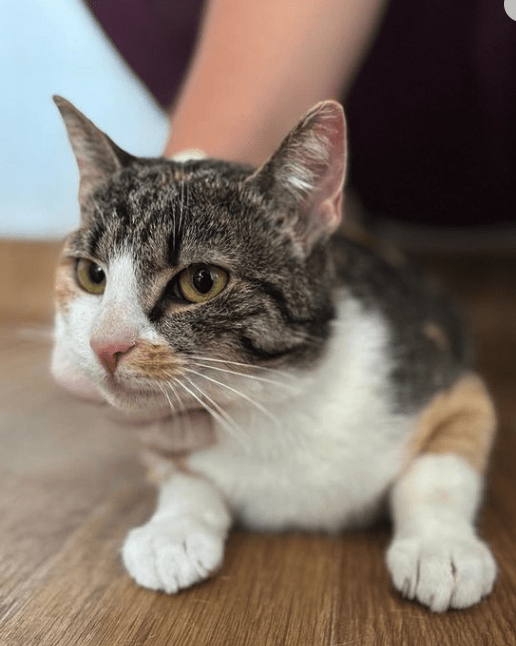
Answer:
xmin=75 ymin=259 xmax=106 ymax=295
xmin=178 ymin=264 xmax=228 ymax=303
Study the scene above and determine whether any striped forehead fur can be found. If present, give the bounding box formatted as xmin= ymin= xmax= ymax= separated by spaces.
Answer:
xmin=67 ymin=156 xmax=338 ymax=370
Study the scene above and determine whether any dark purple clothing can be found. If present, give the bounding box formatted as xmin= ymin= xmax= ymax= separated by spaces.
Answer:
xmin=86 ymin=0 xmax=203 ymax=108
xmin=85 ymin=0 xmax=516 ymax=227
xmin=345 ymin=0 xmax=516 ymax=227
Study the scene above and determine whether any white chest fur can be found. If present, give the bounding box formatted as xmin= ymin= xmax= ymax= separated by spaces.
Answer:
xmin=187 ymin=295 xmax=413 ymax=532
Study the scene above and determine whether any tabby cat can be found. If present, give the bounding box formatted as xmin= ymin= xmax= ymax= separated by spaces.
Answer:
xmin=52 ymin=96 xmax=496 ymax=612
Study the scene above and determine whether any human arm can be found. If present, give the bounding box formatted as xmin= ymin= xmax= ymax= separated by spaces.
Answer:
xmin=163 ymin=0 xmax=389 ymax=165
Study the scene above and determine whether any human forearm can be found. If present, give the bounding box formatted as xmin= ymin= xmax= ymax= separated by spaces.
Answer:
xmin=163 ymin=0 xmax=388 ymax=165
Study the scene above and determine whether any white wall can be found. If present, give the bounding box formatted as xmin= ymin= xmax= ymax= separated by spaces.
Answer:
xmin=0 ymin=0 xmax=169 ymax=239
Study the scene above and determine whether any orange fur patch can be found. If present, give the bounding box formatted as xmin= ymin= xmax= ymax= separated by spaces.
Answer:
xmin=406 ymin=373 xmax=496 ymax=473
xmin=139 ymin=448 xmax=186 ymax=484
xmin=423 ymin=322 xmax=449 ymax=352
xmin=55 ymin=257 xmax=78 ymax=313
xmin=124 ymin=340 xmax=181 ymax=381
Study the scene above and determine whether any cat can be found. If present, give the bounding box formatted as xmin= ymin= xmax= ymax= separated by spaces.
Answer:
xmin=51 ymin=96 xmax=497 ymax=612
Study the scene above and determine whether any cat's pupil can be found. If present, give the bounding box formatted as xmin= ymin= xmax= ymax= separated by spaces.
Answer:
xmin=88 ymin=263 xmax=105 ymax=285
xmin=193 ymin=267 xmax=214 ymax=294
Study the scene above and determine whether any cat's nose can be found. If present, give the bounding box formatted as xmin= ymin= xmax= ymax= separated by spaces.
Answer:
xmin=90 ymin=338 xmax=136 ymax=375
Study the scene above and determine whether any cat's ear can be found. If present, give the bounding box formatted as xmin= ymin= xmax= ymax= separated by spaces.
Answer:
xmin=248 ymin=100 xmax=347 ymax=254
xmin=53 ymin=96 xmax=135 ymax=209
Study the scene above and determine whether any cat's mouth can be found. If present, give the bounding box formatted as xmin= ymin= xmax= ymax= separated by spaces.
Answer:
xmin=102 ymin=373 xmax=205 ymax=419
xmin=98 ymin=376 xmax=211 ymax=432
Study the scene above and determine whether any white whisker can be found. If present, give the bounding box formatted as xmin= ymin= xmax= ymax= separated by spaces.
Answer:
xmin=185 ymin=354 xmax=297 ymax=380
xmin=168 ymin=379 xmax=193 ymax=443
xmin=179 ymin=178 xmax=185 ymax=235
xmin=177 ymin=378 xmax=250 ymax=450
xmin=184 ymin=367 xmax=282 ymax=430
xmin=188 ymin=361 xmax=300 ymax=393
xmin=170 ymin=192 xmax=177 ymax=246
xmin=158 ymin=382 xmax=175 ymax=413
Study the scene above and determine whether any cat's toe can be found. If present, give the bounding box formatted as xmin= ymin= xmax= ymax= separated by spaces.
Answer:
xmin=386 ymin=534 xmax=496 ymax=612
xmin=449 ymin=540 xmax=497 ymax=607
xmin=121 ymin=516 xmax=225 ymax=594
xmin=386 ymin=536 xmax=421 ymax=601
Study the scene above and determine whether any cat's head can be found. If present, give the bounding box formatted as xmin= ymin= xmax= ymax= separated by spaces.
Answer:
xmin=51 ymin=96 xmax=347 ymax=416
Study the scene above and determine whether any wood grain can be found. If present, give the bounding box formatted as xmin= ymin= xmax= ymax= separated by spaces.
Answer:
xmin=0 ymin=239 xmax=62 ymax=323
xmin=0 ymin=243 xmax=515 ymax=645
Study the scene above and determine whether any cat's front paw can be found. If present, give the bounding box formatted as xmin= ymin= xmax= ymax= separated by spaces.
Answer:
xmin=386 ymin=532 xmax=497 ymax=612
xmin=122 ymin=516 xmax=225 ymax=594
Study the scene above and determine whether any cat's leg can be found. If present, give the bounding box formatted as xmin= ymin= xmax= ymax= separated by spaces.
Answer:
xmin=122 ymin=473 xmax=231 ymax=594
xmin=386 ymin=374 xmax=497 ymax=612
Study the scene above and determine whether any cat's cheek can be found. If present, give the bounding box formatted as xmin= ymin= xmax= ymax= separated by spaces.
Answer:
xmin=51 ymin=343 xmax=105 ymax=404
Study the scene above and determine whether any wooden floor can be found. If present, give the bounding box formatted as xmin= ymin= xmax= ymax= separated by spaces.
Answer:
xmin=1 ymin=242 xmax=516 ymax=645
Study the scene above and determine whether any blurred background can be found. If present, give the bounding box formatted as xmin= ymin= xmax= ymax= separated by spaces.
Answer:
xmin=2 ymin=0 xmax=514 ymax=248
xmin=0 ymin=0 xmax=168 ymax=239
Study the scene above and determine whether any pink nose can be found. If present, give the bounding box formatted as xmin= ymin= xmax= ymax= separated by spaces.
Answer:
xmin=90 ymin=338 xmax=136 ymax=375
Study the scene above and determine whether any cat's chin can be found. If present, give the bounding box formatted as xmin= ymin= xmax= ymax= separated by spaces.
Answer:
xmin=102 ymin=382 xmax=172 ymax=418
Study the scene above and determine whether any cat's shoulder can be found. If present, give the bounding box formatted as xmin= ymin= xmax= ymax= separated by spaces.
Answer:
xmin=330 ymin=228 xmax=470 ymax=413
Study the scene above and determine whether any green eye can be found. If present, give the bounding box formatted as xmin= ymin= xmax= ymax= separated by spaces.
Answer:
xmin=178 ymin=264 xmax=228 ymax=303
xmin=76 ymin=259 xmax=106 ymax=295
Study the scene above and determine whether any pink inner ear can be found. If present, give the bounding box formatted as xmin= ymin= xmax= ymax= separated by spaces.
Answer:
xmin=246 ymin=101 xmax=346 ymax=250
xmin=318 ymin=190 xmax=344 ymax=234
xmin=271 ymin=101 xmax=347 ymax=250
xmin=302 ymin=104 xmax=347 ymax=235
